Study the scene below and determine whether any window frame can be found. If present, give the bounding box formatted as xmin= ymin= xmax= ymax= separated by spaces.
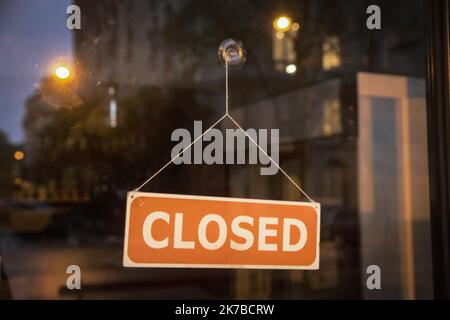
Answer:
xmin=425 ymin=0 xmax=450 ymax=299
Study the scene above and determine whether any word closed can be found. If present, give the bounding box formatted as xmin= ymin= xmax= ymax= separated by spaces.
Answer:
xmin=123 ymin=192 xmax=320 ymax=269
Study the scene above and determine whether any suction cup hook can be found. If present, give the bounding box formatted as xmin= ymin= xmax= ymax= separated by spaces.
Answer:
xmin=218 ymin=39 xmax=247 ymax=69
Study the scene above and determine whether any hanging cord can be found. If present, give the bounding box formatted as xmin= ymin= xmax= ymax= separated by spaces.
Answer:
xmin=225 ymin=59 xmax=229 ymax=115
xmin=134 ymin=114 xmax=227 ymax=191
xmin=134 ymin=61 xmax=316 ymax=203
xmin=226 ymin=114 xmax=315 ymax=203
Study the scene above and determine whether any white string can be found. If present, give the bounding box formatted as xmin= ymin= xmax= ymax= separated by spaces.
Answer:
xmin=134 ymin=114 xmax=227 ymax=191
xmin=226 ymin=114 xmax=315 ymax=203
xmin=225 ymin=60 xmax=229 ymax=115
xmin=134 ymin=60 xmax=316 ymax=203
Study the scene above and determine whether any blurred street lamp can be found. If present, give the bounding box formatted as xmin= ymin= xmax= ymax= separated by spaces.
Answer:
xmin=272 ymin=15 xmax=299 ymax=73
xmin=39 ymin=62 xmax=82 ymax=108
xmin=285 ymin=64 xmax=297 ymax=74
xmin=14 ymin=150 xmax=25 ymax=161
xmin=54 ymin=64 xmax=71 ymax=80
xmin=273 ymin=16 xmax=292 ymax=32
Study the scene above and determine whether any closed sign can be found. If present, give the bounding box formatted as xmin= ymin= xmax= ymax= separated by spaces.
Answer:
xmin=123 ymin=192 xmax=320 ymax=269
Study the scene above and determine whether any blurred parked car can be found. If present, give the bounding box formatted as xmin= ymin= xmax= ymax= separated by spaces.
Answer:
xmin=9 ymin=201 xmax=56 ymax=234
xmin=0 ymin=198 xmax=10 ymax=226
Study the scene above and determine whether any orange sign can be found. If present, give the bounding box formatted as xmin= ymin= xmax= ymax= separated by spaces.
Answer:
xmin=123 ymin=192 xmax=320 ymax=269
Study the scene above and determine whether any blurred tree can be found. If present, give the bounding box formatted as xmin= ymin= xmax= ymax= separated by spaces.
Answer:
xmin=0 ymin=129 xmax=14 ymax=198
xmin=22 ymin=83 xmax=208 ymax=201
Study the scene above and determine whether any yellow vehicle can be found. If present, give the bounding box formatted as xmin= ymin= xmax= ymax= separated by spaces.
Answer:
xmin=9 ymin=201 xmax=55 ymax=234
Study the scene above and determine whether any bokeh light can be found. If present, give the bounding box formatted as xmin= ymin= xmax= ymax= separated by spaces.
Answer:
xmin=14 ymin=150 xmax=25 ymax=161
xmin=285 ymin=64 xmax=297 ymax=74
xmin=55 ymin=65 xmax=71 ymax=79
xmin=274 ymin=16 xmax=292 ymax=32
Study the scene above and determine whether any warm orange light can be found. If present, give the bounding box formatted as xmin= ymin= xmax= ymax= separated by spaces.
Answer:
xmin=276 ymin=31 xmax=285 ymax=39
xmin=14 ymin=178 xmax=23 ymax=185
xmin=273 ymin=16 xmax=292 ymax=32
xmin=14 ymin=150 xmax=25 ymax=161
xmin=55 ymin=65 xmax=71 ymax=79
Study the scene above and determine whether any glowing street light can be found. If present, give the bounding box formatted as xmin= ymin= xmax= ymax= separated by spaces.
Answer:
xmin=273 ymin=16 xmax=292 ymax=32
xmin=285 ymin=64 xmax=297 ymax=74
xmin=55 ymin=65 xmax=71 ymax=80
xmin=14 ymin=150 xmax=25 ymax=161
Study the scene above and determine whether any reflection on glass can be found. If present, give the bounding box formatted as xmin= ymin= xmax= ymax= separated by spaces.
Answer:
xmin=322 ymin=36 xmax=341 ymax=71
xmin=0 ymin=0 xmax=432 ymax=300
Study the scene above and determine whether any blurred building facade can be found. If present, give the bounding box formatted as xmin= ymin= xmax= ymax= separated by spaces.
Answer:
xmin=15 ymin=0 xmax=432 ymax=299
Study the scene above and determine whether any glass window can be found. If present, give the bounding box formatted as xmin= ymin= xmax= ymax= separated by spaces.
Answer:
xmin=0 ymin=0 xmax=439 ymax=299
